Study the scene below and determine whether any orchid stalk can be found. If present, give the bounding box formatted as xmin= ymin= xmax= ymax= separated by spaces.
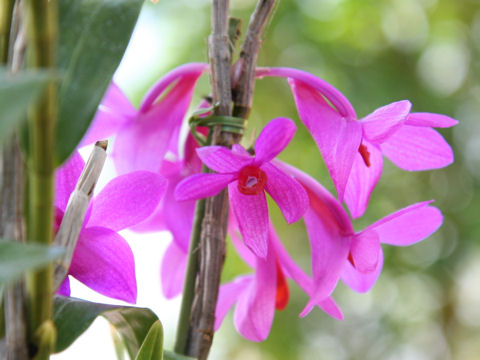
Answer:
xmin=23 ymin=0 xmax=58 ymax=344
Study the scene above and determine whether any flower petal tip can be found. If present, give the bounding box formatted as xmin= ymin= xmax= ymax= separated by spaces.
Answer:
xmin=299 ymin=302 xmax=315 ymax=318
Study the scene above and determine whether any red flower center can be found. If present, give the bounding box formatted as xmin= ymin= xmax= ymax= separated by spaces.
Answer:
xmin=238 ymin=165 xmax=267 ymax=195
xmin=358 ymin=143 xmax=371 ymax=167
xmin=275 ymin=260 xmax=289 ymax=310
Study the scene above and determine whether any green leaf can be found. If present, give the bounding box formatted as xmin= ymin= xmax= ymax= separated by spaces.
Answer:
xmin=0 ymin=68 xmax=52 ymax=145
xmin=0 ymin=241 xmax=64 ymax=285
xmin=135 ymin=320 xmax=163 ymax=360
xmin=111 ymin=325 xmax=128 ymax=360
xmin=53 ymin=296 xmax=159 ymax=359
xmin=55 ymin=0 xmax=144 ymax=165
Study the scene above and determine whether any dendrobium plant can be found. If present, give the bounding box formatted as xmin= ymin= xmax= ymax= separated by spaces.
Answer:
xmin=72 ymin=61 xmax=456 ymax=343
xmin=5 ymin=3 xmax=463 ymax=359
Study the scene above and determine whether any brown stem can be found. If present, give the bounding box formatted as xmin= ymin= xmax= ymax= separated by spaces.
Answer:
xmin=1 ymin=3 xmax=31 ymax=359
xmin=233 ymin=0 xmax=276 ymax=119
xmin=183 ymin=1 xmax=276 ymax=359
xmin=183 ymin=1 xmax=232 ymax=359
xmin=1 ymin=137 xmax=29 ymax=360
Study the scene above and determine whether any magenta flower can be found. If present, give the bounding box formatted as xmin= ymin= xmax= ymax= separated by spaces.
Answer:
xmin=55 ymin=152 xmax=167 ymax=303
xmin=80 ymin=64 xmax=211 ymax=297
xmin=257 ymin=67 xmax=457 ymax=218
xmin=175 ymin=117 xmax=309 ymax=258
xmin=215 ymin=222 xmax=342 ymax=342
xmin=275 ymin=160 xmax=443 ymax=316
xmin=81 ymin=63 xmax=209 ymax=175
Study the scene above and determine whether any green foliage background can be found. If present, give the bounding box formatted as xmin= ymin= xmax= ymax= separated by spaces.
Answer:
xmin=119 ymin=0 xmax=480 ymax=359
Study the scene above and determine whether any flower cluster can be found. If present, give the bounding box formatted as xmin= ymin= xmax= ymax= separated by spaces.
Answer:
xmin=57 ymin=62 xmax=456 ymax=341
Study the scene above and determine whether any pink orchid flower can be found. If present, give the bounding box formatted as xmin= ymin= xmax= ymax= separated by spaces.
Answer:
xmin=257 ymin=67 xmax=457 ymax=218
xmin=215 ymin=222 xmax=343 ymax=342
xmin=55 ymin=152 xmax=167 ymax=303
xmin=275 ymin=160 xmax=443 ymax=316
xmin=81 ymin=63 xmax=209 ymax=175
xmin=175 ymin=117 xmax=309 ymax=258
xmin=81 ymin=64 xmax=211 ymax=297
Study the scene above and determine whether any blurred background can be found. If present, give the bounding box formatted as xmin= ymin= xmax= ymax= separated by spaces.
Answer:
xmin=54 ymin=0 xmax=480 ymax=359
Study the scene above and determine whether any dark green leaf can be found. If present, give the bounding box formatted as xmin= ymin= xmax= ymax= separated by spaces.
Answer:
xmin=55 ymin=0 xmax=144 ymax=165
xmin=53 ymin=296 xmax=159 ymax=358
xmin=135 ymin=320 xmax=163 ymax=360
xmin=0 ymin=241 xmax=64 ymax=285
xmin=0 ymin=68 xmax=52 ymax=145
xmin=163 ymin=351 xmax=195 ymax=360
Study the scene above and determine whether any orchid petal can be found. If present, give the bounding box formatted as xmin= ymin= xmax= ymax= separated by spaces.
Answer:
xmin=57 ymin=277 xmax=71 ymax=297
xmin=350 ymin=230 xmax=380 ymax=273
xmin=230 ymin=224 xmax=256 ymax=269
xmin=70 ymin=227 xmax=137 ymax=303
xmin=139 ymin=63 xmax=208 ymax=111
xmin=381 ymin=125 xmax=454 ymax=171
xmin=197 ymin=146 xmax=252 ymax=173
xmin=341 ymin=248 xmax=384 ymax=293
xmin=101 ymin=83 xmax=137 ymax=114
xmin=274 ymin=159 xmax=353 ymax=233
xmin=406 ymin=112 xmax=458 ymax=128
xmin=232 ymin=144 xmax=251 ymax=156
xmin=269 ymin=226 xmax=344 ymax=320
xmin=234 ymin=253 xmax=276 ymax=342
xmin=255 ymin=67 xmax=356 ymax=119
xmin=229 ymin=182 xmax=269 ymax=258
xmin=161 ymin=185 xmax=196 ymax=252
xmin=313 ymin=297 xmax=344 ymax=320
xmin=215 ymin=276 xmax=251 ymax=331
xmin=344 ymin=141 xmax=383 ymax=219
xmin=365 ymin=201 xmax=443 ymax=246
xmin=304 ymin=208 xmax=350 ymax=301
xmin=88 ymin=171 xmax=166 ymax=231
xmin=80 ymin=83 xmax=136 ymax=146
xmin=161 ymin=241 xmax=187 ymax=299
xmin=175 ymin=173 xmax=235 ymax=201
xmin=113 ymin=70 xmax=204 ymax=174
xmin=288 ymin=79 xmax=362 ymax=200
xmin=360 ymin=100 xmax=411 ymax=143
xmin=299 ymin=296 xmax=344 ymax=320
xmin=262 ymin=163 xmax=309 ymax=223
xmin=254 ymin=117 xmax=297 ymax=164
xmin=54 ymin=152 xmax=85 ymax=211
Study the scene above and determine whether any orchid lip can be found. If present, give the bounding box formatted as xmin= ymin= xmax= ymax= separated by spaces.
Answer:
xmin=238 ymin=165 xmax=267 ymax=195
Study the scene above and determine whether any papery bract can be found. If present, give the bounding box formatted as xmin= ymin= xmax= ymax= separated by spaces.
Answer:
xmin=54 ymin=152 xmax=167 ymax=303
xmin=175 ymin=117 xmax=309 ymax=258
